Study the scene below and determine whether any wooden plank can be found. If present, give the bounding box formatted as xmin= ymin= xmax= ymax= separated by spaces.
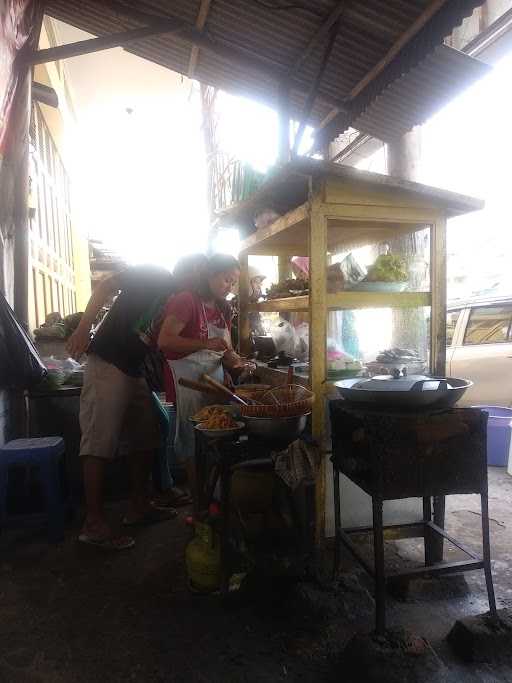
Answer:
xmin=249 ymin=292 xmax=431 ymax=313
xmin=248 ymin=296 xmax=309 ymax=313
xmin=187 ymin=0 xmax=212 ymax=78
xmin=324 ymin=176 xmax=452 ymax=211
xmin=349 ymin=0 xmax=450 ymax=100
xmin=242 ymin=245 xmax=307 ymax=257
xmin=430 ymin=215 xmax=447 ymax=375
xmin=25 ymin=24 xmax=183 ymax=64
xmin=309 ymin=193 xmax=328 ymax=544
xmin=238 ymin=254 xmax=250 ymax=356
xmin=278 ymin=81 xmax=291 ymax=164
xmin=328 ymin=291 xmax=431 ymax=310
xmin=239 ymin=203 xmax=309 ymax=253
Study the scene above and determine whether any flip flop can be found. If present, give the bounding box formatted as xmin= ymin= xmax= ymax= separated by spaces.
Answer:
xmin=152 ymin=490 xmax=192 ymax=509
xmin=122 ymin=507 xmax=178 ymax=527
xmin=78 ymin=533 xmax=135 ymax=550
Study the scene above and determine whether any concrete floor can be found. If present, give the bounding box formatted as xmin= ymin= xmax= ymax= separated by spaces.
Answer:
xmin=1 ymin=468 xmax=511 ymax=682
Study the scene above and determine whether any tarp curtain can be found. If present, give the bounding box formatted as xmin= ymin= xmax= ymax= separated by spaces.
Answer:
xmin=0 ymin=0 xmax=41 ymax=159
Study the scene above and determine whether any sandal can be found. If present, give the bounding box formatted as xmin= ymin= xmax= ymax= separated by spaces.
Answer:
xmin=152 ymin=488 xmax=192 ymax=509
xmin=122 ymin=507 xmax=178 ymax=527
xmin=78 ymin=533 xmax=135 ymax=550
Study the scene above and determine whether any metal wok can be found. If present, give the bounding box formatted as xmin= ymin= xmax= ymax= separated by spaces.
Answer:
xmin=243 ymin=413 xmax=310 ymax=445
xmin=334 ymin=376 xmax=472 ymax=410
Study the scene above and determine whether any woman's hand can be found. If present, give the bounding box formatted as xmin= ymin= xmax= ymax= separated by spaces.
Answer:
xmin=205 ymin=338 xmax=229 ymax=352
xmin=66 ymin=326 xmax=91 ymax=360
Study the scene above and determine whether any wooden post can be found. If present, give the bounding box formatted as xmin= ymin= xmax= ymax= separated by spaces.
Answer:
xmin=278 ymin=255 xmax=291 ymax=281
xmin=277 ymin=81 xmax=290 ymax=165
xmin=430 ymin=214 xmax=447 ymax=376
xmin=309 ymin=188 xmax=327 ymax=543
xmin=13 ymin=67 xmax=32 ymax=332
xmin=238 ymin=253 xmax=250 ymax=356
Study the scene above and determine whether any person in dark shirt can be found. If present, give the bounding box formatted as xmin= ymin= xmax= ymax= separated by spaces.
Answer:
xmin=67 ymin=261 xmax=203 ymax=550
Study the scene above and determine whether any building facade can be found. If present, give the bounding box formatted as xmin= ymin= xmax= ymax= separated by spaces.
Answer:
xmin=28 ymin=18 xmax=91 ymax=335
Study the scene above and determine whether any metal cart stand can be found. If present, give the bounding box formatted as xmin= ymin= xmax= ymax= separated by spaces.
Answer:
xmin=329 ymin=401 xmax=497 ymax=635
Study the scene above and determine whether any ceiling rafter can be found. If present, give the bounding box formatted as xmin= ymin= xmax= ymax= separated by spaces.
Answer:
xmin=317 ymin=0 xmax=450 ymax=132
xmin=288 ymin=0 xmax=347 ymax=77
xmin=187 ymin=0 xmax=213 ymax=79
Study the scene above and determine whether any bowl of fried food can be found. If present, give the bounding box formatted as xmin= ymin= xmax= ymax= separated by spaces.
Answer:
xmin=190 ymin=405 xmax=236 ymax=424
xmin=195 ymin=411 xmax=245 ymax=438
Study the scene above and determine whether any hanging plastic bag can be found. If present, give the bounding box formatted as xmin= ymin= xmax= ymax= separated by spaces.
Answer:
xmin=0 ymin=292 xmax=47 ymax=389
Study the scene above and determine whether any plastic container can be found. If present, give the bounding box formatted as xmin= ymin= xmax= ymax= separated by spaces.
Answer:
xmin=472 ymin=406 xmax=512 ymax=467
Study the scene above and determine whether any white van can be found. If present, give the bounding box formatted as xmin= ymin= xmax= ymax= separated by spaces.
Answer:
xmin=447 ymin=296 xmax=512 ymax=406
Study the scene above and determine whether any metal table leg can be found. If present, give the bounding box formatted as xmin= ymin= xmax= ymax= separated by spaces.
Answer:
xmin=372 ymin=496 xmax=386 ymax=635
xmin=333 ymin=468 xmax=341 ymax=578
xmin=219 ymin=443 xmax=232 ymax=598
xmin=431 ymin=495 xmax=446 ymax=563
xmin=481 ymin=489 xmax=497 ymax=616
xmin=423 ymin=496 xmax=433 ymax=566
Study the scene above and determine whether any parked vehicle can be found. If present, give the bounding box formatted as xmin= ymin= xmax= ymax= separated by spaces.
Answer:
xmin=447 ymin=296 xmax=512 ymax=406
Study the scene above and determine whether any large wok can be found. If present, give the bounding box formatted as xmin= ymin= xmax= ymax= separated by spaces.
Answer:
xmin=334 ymin=375 xmax=472 ymax=410
xmin=243 ymin=413 xmax=310 ymax=446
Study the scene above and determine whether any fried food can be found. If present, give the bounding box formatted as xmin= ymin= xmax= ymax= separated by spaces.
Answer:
xmin=199 ymin=412 xmax=239 ymax=430
xmin=192 ymin=406 xmax=229 ymax=422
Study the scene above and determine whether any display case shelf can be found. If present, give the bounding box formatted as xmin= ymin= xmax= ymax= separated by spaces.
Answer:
xmin=249 ymin=291 xmax=431 ymax=312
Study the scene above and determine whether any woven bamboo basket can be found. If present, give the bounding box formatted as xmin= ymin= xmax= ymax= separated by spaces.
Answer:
xmin=240 ymin=384 xmax=314 ymax=418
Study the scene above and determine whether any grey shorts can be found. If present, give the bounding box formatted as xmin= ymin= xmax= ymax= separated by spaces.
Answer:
xmin=79 ymin=354 xmax=160 ymax=459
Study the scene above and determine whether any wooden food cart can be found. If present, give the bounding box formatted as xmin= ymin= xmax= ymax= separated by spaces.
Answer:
xmin=220 ymin=158 xmax=483 ymax=539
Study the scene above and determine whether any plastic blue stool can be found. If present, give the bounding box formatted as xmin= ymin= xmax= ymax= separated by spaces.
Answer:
xmin=0 ymin=437 xmax=67 ymax=542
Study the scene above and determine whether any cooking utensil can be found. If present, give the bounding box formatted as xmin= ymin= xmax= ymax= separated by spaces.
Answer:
xmin=178 ymin=378 xmax=224 ymax=397
xmin=243 ymin=413 xmax=310 ymax=445
xmin=334 ymin=375 xmax=472 ymax=410
xmin=201 ymin=374 xmax=254 ymax=406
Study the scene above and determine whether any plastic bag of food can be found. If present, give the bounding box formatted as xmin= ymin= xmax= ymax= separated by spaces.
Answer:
xmin=268 ymin=318 xmax=296 ymax=357
xmin=294 ymin=322 xmax=309 ymax=361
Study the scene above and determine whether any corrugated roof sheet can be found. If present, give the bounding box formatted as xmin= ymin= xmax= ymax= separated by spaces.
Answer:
xmin=44 ymin=0 xmax=486 ymax=142
xmin=346 ymin=44 xmax=491 ymax=142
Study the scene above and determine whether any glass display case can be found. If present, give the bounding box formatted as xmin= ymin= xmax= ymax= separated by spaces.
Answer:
xmin=218 ymin=158 xmax=483 ymax=537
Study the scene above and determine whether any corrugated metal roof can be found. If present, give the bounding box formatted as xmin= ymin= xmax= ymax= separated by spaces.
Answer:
xmin=44 ymin=0 xmax=486 ymax=141
xmin=345 ymin=45 xmax=491 ymax=142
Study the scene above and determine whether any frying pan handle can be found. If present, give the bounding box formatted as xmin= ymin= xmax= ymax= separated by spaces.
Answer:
xmin=202 ymin=374 xmax=249 ymax=406
xmin=178 ymin=378 xmax=221 ymax=396
xmin=410 ymin=379 xmax=448 ymax=392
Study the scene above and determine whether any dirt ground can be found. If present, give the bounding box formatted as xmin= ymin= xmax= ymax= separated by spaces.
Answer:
xmin=1 ymin=468 xmax=512 ymax=683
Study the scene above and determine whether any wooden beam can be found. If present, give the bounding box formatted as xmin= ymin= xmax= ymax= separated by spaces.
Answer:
xmin=349 ymin=0 xmax=449 ymax=100
xmin=188 ymin=0 xmax=213 ymax=79
xmin=290 ymin=0 xmax=347 ymax=76
xmin=95 ymin=0 xmax=347 ymax=113
xmin=277 ymin=81 xmax=291 ymax=164
xmin=25 ymin=24 xmax=184 ymax=64
xmin=292 ymin=20 xmax=340 ymax=155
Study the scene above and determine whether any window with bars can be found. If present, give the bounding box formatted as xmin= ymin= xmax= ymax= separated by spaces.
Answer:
xmin=29 ymin=103 xmax=77 ymax=323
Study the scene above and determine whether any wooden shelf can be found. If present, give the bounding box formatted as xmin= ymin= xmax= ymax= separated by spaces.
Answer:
xmin=239 ymin=202 xmax=435 ymax=256
xmin=248 ymin=291 xmax=431 ymax=312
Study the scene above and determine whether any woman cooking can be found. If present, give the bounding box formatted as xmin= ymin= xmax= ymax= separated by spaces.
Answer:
xmin=157 ymin=254 xmax=248 ymax=502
